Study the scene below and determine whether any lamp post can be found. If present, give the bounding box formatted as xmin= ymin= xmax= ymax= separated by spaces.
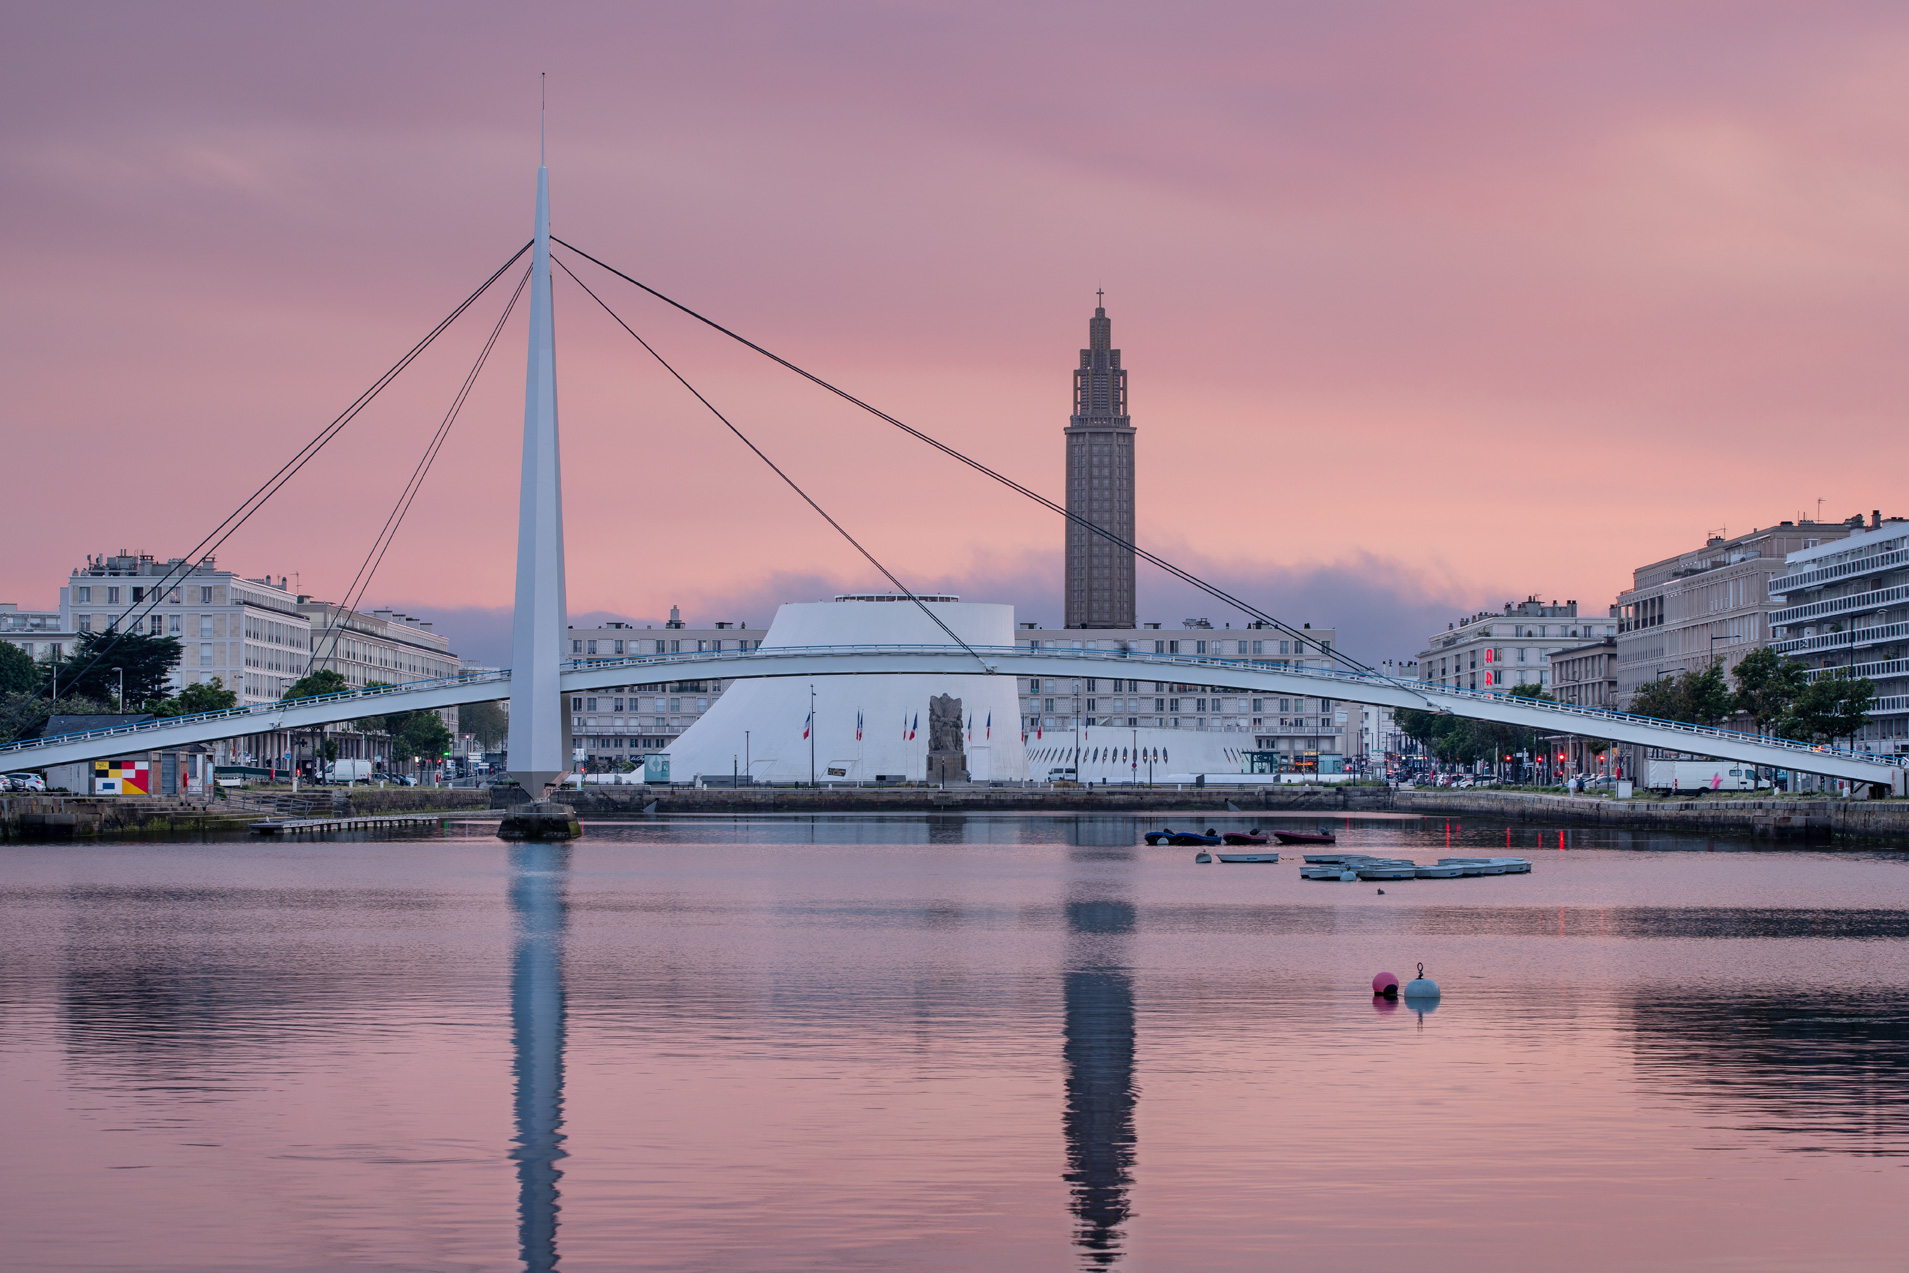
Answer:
xmin=113 ymin=667 xmax=124 ymax=713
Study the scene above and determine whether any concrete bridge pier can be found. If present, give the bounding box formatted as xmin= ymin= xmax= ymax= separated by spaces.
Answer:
xmin=497 ymin=800 xmax=581 ymax=841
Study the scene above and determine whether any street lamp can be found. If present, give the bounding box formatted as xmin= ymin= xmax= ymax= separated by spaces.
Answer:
xmin=112 ymin=667 xmax=124 ymax=713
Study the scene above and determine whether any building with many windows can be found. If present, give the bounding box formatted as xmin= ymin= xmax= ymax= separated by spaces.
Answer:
xmin=0 ymin=603 xmax=73 ymax=665
xmin=1613 ymin=520 xmax=1855 ymax=705
xmin=1417 ymin=598 xmax=1614 ymax=694
xmin=1011 ymin=619 xmax=1351 ymax=763
xmin=60 ymin=553 xmax=312 ymax=703
xmin=563 ymin=608 xmax=765 ymax=764
xmin=1767 ymin=512 xmax=1909 ymax=756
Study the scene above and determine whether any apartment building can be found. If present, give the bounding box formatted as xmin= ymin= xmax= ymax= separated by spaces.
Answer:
xmin=1613 ymin=520 xmax=1855 ymax=705
xmin=1550 ymin=637 xmax=1619 ymax=710
xmin=60 ymin=552 xmax=312 ymax=704
xmin=1767 ymin=512 xmax=1909 ymax=755
xmin=563 ymin=609 xmax=765 ymax=764
xmin=1011 ymin=619 xmax=1351 ymax=759
xmin=0 ymin=603 xmax=74 ymax=665
xmin=1418 ymin=598 xmax=1614 ymax=693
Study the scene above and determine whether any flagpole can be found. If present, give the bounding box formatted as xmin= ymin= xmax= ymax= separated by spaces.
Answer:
xmin=809 ymin=683 xmax=816 ymax=787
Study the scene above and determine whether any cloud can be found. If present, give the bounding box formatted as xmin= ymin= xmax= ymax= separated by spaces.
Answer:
xmin=387 ymin=546 xmax=1487 ymax=671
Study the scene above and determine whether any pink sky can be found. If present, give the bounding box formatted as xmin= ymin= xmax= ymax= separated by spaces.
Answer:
xmin=5 ymin=2 xmax=1907 ymax=663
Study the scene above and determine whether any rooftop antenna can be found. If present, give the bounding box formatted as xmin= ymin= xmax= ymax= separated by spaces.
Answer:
xmin=540 ymin=72 xmax=546 ymax=166
xmin=1816 ymin=497 xmax=1825 ymax=522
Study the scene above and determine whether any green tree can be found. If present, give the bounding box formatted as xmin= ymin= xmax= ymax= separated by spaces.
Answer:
xmin=1731 ymin=647 xmax=1807 ymax=735
xmin=458 ymin=698 xmax=508 ymax=749
xmin=391 ymin=710 xmax=452 ymax=765
xmin=1781 ymin=668 xmax=1875 ymax=747
xmin=283 ymin=669 xmax=351 ymax=701
xmin=150 ymin=676 xmax=240 ymax=717
xmin=0 ymin=643 xmax=37 ymax=696
xmin=1627 ymin=664 xmax=1732 ymax=726
xmin=50 ymin=630 xmax=183 ymax=705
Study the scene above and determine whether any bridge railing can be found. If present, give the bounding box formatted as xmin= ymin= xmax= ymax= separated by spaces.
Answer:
xmin=0 ymin=667 xmax=513 ymax=758
xmin=2 ymin=643 xmax=1898 ymax=771
xmin=565 ymin=643 xmax=1907 ymax=770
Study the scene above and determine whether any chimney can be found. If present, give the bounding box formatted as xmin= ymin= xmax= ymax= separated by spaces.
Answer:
xmin=1873 ymin=510 xmax=1882 ymax=529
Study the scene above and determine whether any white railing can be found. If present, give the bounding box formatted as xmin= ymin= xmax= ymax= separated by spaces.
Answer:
xmin=4 ymin=643 xmax=1902 ymax=770
xmin=1773 ymin=621 xmax=1909 ymax=657
xmin=1768 ymin=546 xmax=1909 ymax=597
xmin=1769 ymin=584 xmax=1909 ymax=628
xmin=0 ymin=667 xmax=512 ymax=757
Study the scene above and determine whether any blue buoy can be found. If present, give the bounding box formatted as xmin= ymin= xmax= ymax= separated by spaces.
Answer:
xmin=1403 ymin=961 xmax=1440 ymax=999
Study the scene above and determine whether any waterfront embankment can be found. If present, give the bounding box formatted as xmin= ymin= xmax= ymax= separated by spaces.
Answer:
xmin=2 ymin=786 xmax=490 ymax=840
xmin=1395 ymin=789 xmax=1909 ymax=842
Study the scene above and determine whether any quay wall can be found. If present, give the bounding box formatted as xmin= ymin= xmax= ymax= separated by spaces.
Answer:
xmin=488 ymin=783 xmax=1394 ymax=816
xmin=1396 ymin=791 xmax=1909 ymax=842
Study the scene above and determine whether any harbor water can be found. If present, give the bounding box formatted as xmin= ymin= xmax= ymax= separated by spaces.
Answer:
xmin=3 ymin=813 xmax=1907 ymax=1270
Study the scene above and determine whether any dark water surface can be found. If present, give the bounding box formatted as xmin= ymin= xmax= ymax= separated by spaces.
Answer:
xmin=4 ymin=814 xmax=1909 ymax=1271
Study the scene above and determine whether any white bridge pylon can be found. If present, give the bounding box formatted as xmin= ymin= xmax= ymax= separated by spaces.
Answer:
xmin=4 ymin=645 xmax=1902 ymax=787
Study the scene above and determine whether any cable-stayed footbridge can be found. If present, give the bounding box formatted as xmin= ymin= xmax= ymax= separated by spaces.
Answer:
xmin=8 ymin=147 xmax=1904 ymax=794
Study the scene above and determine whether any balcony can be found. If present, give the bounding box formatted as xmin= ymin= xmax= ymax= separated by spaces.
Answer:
xmin=1773 ymin=620 xmax=1909 ymax=657
xmin=1768 ymin=546 xmax=1909 ymax=596
xmin=1769 ymin=584 xmax=1909 ymax=628
xmin=1806 ymin=657 xmax=1909 ymax=684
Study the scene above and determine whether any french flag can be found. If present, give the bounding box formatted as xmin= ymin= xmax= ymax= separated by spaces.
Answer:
xmin=985 ymin=712 xmax=991 ymax=741
xmin=855 ymin=709 xmax=863 ymax=742
xmin=966 ymin=713 xmax=973 ymax=742
xmin=802 ymin=710 xmax=812 ymax=740
xmin=909 ymin=713 xmax=918 ymax=741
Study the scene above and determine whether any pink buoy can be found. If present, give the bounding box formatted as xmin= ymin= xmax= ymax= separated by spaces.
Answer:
xmin=1372 ymin=971 xmax=1400 ymax=998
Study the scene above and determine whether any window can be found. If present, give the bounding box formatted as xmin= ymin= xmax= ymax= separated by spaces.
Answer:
xmin=78 ymin=614 xmax=92 ymax=633
xmin=1086 ymin=678 xmax=1097 ymax=691
xmin=1195 ymin=641 xmax=1206 ymax=654
xmin=199 ymin=616 xmax=214 ymax=638
xmin=1029 ymin=678 xmax=1041 ymax=693
xmin=614 ymin=640 xmax=625 ymax=655
xmin=105 ymin=587 xmax=120 ymax=605
xmin=572 ymin=640 xmax=583 ymax=654
xmin=669 ymin=698 xmax=681 ymax=712
xmin=200 ymin=587 xmax=214 ymax=605
xmin=586 ymin=698 xmax=598 ymax=711
xmin=1044 ymin=698 xmax=1056 ymax=712
xmin=572 ymin=697 xmax=583 ymax=710
xmin=168 ymin=588 xmax=181 ymax=604
xmin=149 ymin=615 xmax=164 ymax=635
xmin=1252 ymin=698 xmax=1263 ymax=712
xmin=200 ymin=643 xmax=214 ymax=667
xmin=1168 ymin=640 xmax=1180 ymax=654
xmin=614 ymin=698 xmax=624 ymax=712
xmin=587 ymin=641 xmax=598 ymax=655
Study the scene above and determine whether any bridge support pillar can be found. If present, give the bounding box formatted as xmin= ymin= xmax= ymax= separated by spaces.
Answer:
xmin=498 ymin=800 xmax=581 ymax=842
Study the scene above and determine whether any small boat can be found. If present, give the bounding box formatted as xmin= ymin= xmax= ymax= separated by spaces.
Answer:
xmin=1300 ymin=864 xmax=1359 ymax=881
xmin=1273 ymin=829 xmax=1338 ymax=846
xmin=1441 ymin=857 xmax=1506 ymax=875
xmin=1355 ymin=860 xmax=1420 ymax=881
xmin=1221 ymin=830 xmax=1269 ymax=846
xmin=1146 ymin=827 xmax=1221 ymax=846
xmin=1490 ymin=857 xmax=1533 ymax=874
xmin=1214 ymin=850 xmax=1280 ymax=864
xmin=1193 ymin=850 xmax=1213 ymax=864
xmin=1303 ymin=853 xmax=1371 ymax=865
xmin=1413 ymin=863 xmax=1466 ymax=879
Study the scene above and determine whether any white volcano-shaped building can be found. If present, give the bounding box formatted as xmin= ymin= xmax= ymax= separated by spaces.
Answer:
xmin=666 ymin=596 xmax=1029 ymax=785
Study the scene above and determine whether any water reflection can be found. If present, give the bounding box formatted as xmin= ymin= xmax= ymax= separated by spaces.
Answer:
xmin=1629 ymin=991 xmax=1909 ymax=1152
xmin=1062 ymin=846 xmax=1138 ymax=1267
xmin=509 ymin=843 xmax=570 ymax=1272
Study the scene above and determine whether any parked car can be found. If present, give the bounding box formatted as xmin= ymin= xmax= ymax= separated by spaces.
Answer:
xmin=5 ymin=772 xmax=47 ymax=793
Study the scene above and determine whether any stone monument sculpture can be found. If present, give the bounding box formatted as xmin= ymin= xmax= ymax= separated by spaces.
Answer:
xmin=927 ymin=694 xmax=969 ymax=784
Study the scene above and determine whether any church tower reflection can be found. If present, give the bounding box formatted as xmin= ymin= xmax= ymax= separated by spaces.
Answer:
xmin=509 ymin=843 xmax=570 ymax=1272
xmin=1062 ymin=836 xmax=1138 ymax=1266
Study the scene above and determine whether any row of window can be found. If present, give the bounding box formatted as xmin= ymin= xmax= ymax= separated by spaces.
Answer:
xmin=573 ymin=637 xmax=760 ymax=656
xmin=73 ymin=584 xmax=221 ymax=606
xmin=572 ymin=696 xmax=710 ymax=713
